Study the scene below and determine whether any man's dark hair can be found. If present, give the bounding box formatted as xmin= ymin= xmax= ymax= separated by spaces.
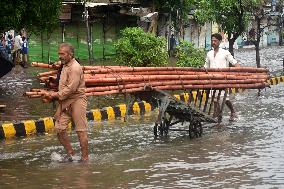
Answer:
xmin=211 ymin=33 xmax=222 ymax=41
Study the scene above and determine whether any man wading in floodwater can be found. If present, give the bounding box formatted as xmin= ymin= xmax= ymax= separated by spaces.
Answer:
xmin=204 ymin=33 xmax=240 ymax=123
xmin=43 ymin=43 xmax=89 ymax=162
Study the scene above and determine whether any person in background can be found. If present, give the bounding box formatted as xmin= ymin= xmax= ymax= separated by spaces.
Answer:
xmin=169 ymin=34 xmax=176 ymax=57
xmin=21 ymin=36 xmax=28 ymax=68
xmin=204 ymin=33 xmax=240 ymax=123
xmin=6 ymin=34 xmax=13 ymax=61
xmin=249 ymin=28 xmax=256 ymax=45
xmin=43 ymin=43 xmax=89 ymax=162
xmin=13 ymin=31 xmax=23 ymax=65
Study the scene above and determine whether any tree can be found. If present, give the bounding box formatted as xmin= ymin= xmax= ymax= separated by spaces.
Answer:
xmin=248 ymin=0 xmax=284 ymax=67
xmin=0 ymin=0 xmax=26 ymax=31
xmin=26 ymin=0 xmax=62 ymax=62
xmin=154 ymin=0 xmax=194 ymax=38
xmin=0 ymin=0 xmax=62 ymax=33
xmin=194 ymin=0 xmax=257 ymax=56
xmin=194 ymin=0 xmax=284 ymax=68
xmin=114 ymin=27 xmax=168 ymax=67
xmin=176 ymin=40 xmax=205 ymax=67
xmin=0 ymin=0 xmax=63 ymax=61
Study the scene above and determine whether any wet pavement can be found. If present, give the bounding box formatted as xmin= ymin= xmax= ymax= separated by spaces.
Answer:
xmin=0 ymin=46 xmax=284 ymax=188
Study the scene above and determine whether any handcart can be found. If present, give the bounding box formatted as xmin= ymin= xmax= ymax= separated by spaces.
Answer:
xmin=127 ymin=85 xmax=228 ymax=138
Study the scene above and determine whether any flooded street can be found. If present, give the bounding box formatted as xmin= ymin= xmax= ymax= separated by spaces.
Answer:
xmin=1 ymin=46 xmax=284 ymax=188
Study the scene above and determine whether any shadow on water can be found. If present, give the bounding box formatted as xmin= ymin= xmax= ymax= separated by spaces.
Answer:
xmin=1 ymin=47 xmax=284 ymax=188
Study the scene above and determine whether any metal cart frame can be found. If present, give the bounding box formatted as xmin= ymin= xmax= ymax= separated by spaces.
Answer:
xmin=127 ymin=85 xmax=228 ymax=138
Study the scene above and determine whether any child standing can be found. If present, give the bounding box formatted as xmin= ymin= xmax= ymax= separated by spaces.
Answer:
xmin=21 ymin=36 xmax=28 ymax=68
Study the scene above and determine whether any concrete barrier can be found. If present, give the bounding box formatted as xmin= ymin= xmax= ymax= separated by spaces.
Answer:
xmin=0 ymin=101 xmax=154 ymax=139
xmin=267 ymin=76 xmax=284 ymax=85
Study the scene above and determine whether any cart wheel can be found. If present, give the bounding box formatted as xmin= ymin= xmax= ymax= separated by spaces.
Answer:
xmin=193 ymin=121 xmax=202 ymax=138
xmin=154 ymin=118 xmax=170 ymax=137
xmin=159 ymin=122 xmax=164 ymax=136
xmin=154 ymin=123 xmax=158 ymax=137
xmin=189 ymin=120 xmax=202 ymax=138
xmin=160 ymin=119 xmax=170 ymax=136
xmin=188 ymin=122 xmax=194 ymax=139
xmin=163 ymin=119 xmax=169 ymax=136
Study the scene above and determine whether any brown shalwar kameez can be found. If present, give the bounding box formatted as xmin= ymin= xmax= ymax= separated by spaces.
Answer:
xmin=54 ymin=58 xmax=88 ymax=132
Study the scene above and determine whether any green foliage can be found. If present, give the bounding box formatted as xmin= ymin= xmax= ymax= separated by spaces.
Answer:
xmin=194 ymin=0 xmax=263 ymax=33
xmin=154 ymin=0 xmax=194 ymax=30
xmin=0 ymin=0 xmax=26 ymax=31
xmin=27 ymin=0 xmax=62 ymax=35
xmin=193 ymin=0 xmax=260 ymax=54
xmin=193 ymin=0 xmax=215 ymax=25
xmin=194 ymin=0 xmax=251 ymax=35
xmin=0 ymin=0 xmax=62 ymax=33
xmin=176 ymin=40 xmax=205 ymax=68
xmin=114 ymin=27 xmax=168 ymax=67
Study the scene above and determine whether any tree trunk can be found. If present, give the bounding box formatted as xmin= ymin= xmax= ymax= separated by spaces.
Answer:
xmin=85 ymin=5 xmax=93 ymax=64
xmin=255 ymin=16 xmax=261 ymax=68
xmin=103 ymin=20 xmax=106 ymax=60
xmin=41 ymin=31 xmax=44 ymax=62
xmin=61 ymin=23 xmax=65 ymax=42
xmin=279 ymin=17 xmax=283 ymax=46
xmin=255 ymin=43 xmax=260 ymax=68
xmin=77 ymin=21 xmax=80 ymax=49
xmin=47 ymin=32 xmax=51 ymax=64
xmin=228 ymin=33 xmax=240 ymax=57
xmin=228 ymin=2 xmax=244 ymax=57
xmin=90 ymin=23 xmax=94 ymax=61
xmin=167 ymin=12 xmax=172 ymax=54
xmin=228 ymin=38 xmax=235 ymax=57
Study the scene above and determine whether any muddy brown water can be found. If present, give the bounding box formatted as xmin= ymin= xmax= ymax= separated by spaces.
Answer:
xmin=1 ymin=46 xmax=284 ymax=188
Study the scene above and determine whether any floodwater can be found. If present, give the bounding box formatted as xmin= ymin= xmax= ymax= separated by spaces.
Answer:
xmin=0 ymin=66 xmax=128 ymax=122
xmin=1 ymin=46 xmax=284 ymax=188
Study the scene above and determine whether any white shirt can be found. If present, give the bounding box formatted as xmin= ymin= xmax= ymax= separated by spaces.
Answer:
xmin=204 ymin=48 xmax=238 ymax=68
xmin=14 ymin=35 xmax=23 ymax=51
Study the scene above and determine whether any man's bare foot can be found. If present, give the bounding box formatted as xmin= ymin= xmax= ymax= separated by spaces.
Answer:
xmin=60 ymin=154 xmax=74 ymax=162
xmin=229 ymin=113 xmax=238 ymax=122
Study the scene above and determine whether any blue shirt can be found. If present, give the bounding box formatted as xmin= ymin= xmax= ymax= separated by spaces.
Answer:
xmin=22 ymin=39 xmax=28 ymax=54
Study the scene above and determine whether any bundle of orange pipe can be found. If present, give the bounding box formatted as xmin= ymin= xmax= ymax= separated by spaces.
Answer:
xmin=26 ymin=63 xmax=270 ymax=100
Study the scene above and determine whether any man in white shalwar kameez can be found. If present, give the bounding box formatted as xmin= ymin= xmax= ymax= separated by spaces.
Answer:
xmin=204 ymin=33 xmax=240 ymax=123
